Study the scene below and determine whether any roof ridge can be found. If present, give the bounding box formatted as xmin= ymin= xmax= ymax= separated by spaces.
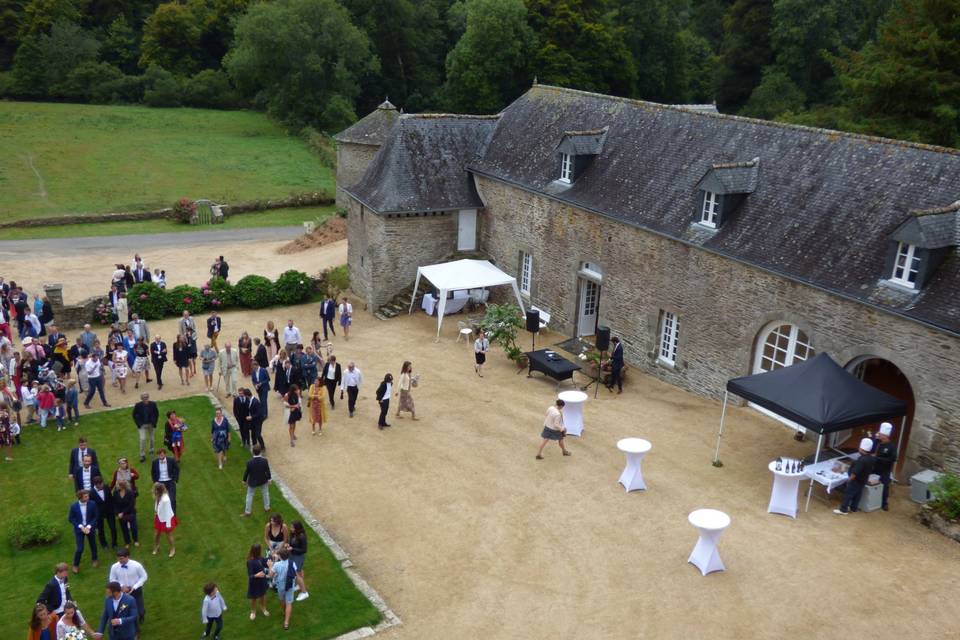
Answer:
xmin=531 ymin=84 xmax=960 ymax=157
xmin=712 ymin=158 xmax=759 ymax=169
xmin=911 ymin=201 xmax=960 ymax=216
xmin=563 ymin=128 xmax=608 ymax=136
xmin=400 ymin=113 xmax=501 ymax=121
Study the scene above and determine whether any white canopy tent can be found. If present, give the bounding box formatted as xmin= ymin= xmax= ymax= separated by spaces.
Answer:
xmin=408 ymin=259 xmax=526 ymax=339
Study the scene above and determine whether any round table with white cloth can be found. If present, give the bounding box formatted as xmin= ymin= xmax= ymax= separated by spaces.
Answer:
xmin=767 ymin=460 xmax=804 ymax=518
xmin=557 ymin=390 xmax=588 ymax=437
xmin=687 ymin=509 xmax=731 ymax=576
xmin=616 ymin=438 xmax=652 ymax=492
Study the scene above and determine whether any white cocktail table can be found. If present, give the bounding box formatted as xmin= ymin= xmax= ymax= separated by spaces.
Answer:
xmin=616 ymin=438 xmax=652 ymax=492
xmin=768 ymin=460 xmax=804 ymax=518
xmin=558 ymin=390 xmax=588 ymax=437
xmin=688 ymin=509 xmax=731 ymax=576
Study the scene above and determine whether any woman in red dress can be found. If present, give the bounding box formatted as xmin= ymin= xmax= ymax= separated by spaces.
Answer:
xmin=238 ymin=331 xmax=253 ymax=377
xmin=152 ymin=481 xmax=177 ymax=557
xmin=165 ymin=410 xmax=187 ymax=462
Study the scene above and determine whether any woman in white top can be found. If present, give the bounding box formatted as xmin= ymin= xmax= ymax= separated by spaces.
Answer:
xmin=152 ymin=482 xmax=177 ymax=558
xmin=115 ymin=293 xmax=129 ymax=326
xmin=338 ymin=297 xmax=353 ymax=341
xmin=395 ymin=361 xmax=418 ymax=420
xmin=473 ymin=329 xmax=489 ymax=377
xmin=55 ymin=600 xmax=97 ymax=639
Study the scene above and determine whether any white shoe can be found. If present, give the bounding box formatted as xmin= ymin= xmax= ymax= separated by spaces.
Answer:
xmin=296 ymin=592 xmax=310 ymax=601
xmin=249 ymin=612 xmax=256 ymax=621
xmin=833 ymin=509 xmax=848 ymax=515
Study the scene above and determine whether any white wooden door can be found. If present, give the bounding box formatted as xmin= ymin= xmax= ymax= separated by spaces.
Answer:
xmin=457 ymin=209 xmax=477 ymax=251
xmin=577 ymin=278 xmax=600 ymax=337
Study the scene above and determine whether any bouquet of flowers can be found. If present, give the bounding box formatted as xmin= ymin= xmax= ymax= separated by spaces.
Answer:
xmin=64 ymin=629 xmax=88 ymax=640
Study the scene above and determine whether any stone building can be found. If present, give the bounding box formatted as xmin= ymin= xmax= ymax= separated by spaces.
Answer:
xmin=336 ymin=84 xmax=960 ymax=476
xmin=333 ymin=99 xmax=400 ymax=209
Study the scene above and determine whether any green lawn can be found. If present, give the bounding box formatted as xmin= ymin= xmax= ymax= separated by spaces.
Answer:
xmin=0 ymin=395 xmax=379 ymax=638
xmin=0 ymin=102 xmax=335 ymax=222
xmin=0 ymin=206 xmax=337 ymax=241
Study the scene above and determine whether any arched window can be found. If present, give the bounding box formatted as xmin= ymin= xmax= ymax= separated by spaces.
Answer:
xmin=753 ymin=323 xmax=815 ymax=374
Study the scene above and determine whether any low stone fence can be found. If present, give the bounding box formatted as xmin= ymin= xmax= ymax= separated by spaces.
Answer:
xmin=42 ymin=284 xmax=99 ymax=330
xmin=0 ymin=192 xmax=334 ymax=230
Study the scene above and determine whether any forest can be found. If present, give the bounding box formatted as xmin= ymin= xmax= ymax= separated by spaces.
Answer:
xmin=1 ymin=0 xmax=958 ymax=147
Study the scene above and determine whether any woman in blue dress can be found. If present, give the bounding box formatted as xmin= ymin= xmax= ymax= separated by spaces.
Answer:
xmin=211 ymin=406 xmax=231 ymax=470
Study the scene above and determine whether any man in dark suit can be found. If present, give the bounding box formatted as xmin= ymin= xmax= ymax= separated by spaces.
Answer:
xmin=68 ymin=489 xmax=99 ymax=573
xmin=151 ymin=449 xmax=180 ymax=512
xmin=607 ymin=336 xmax=625 ymax=394
xmin=46 ymin=324 xmax=65 ymax=348
xmin=320 ymin=296 xmax=337 ymax=340
xmin=73 ymin=454 xmax=102 ymax=492
xmin=91 ymin=475 xmax=118 ymax=550
xmin=241 ymin=444 xmax=272 ymax=516
xmin=68 ymin=436 xmax=99 ymax=481
xmin=99 ymin=581 xmax=139 ymax=640
xmin=320 ymin=356 xmax=342 ymax=408
xmin=132 ymin=263 xmax=151 ymax=284
xmin=251 ymin=361 xmax=270 ymax=419
xmin=150 ymin=335 xmax=167 ymax=390
xmin=253 ymin=338 xmax=268 ymax=369
xmin=217 ymin=255 xmax=229 ymax=280
xmin=132 ymin=393 xmax=159 ymax=463
xmin=233 ymin=388 xmax=251 ymax=448
xmin=37 ymin=563 xmax=72 ymax=615
xmin=245 ymin=389 xmax=265 ymax=450
xmin=206 ymin=311 xmax=221 ymax=350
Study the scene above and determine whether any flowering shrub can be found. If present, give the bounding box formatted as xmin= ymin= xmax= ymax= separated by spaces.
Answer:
xmin=173 ymin=197 xmax=197 ymax=223
xmin=234 ymin=275 xmax=275 ymax=308
xmin=165 ymin=284 xmax=207 ymax=315
xmin=273 ymin=269 xmax=313 ymax=305
xmin=128 ymin=282 xmax=167 ymax=320
xmin=202 ymin=276 xmax=235 ymax=308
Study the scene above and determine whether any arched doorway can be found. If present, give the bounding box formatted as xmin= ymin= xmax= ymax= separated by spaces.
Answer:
xmin=750 ymin=322 xmax=815 ymax=427
xmin=843 ymin=356 xmax=915 ymax=475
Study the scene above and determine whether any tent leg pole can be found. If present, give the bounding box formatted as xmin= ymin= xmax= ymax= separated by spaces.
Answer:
xmin=712 ymin=391 xmax=729 ymax=465
xmin=893 ymin=415 xmax=907 ymax=483
xmin=805 ymin=433 xmax=823 ymax=512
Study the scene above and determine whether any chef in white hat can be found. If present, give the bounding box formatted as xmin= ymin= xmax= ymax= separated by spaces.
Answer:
xmin=834 ymin=437 xmax=877 ymax=514
xmin=872 ymin=422 xmax=897 ymax=511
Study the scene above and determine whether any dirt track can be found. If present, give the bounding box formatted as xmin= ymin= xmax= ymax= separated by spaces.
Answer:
xmin=33 ymin=296 xmax=960 ymax=640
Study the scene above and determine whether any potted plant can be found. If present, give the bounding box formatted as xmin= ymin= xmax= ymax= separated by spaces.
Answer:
xmin=918 ymin=473 xmax=960 ymax=544
xmin=479 ymin=303 xmax=526 ymax=367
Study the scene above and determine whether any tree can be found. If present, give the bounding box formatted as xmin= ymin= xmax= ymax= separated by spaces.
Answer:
xmin=741 ymin=67 xmax=805 ymax=118
xmin=139 ymin=1 xmax=204 ymax=74
xmin=100 ymin=14 xmax=138 ymax=73
xmin=442 ymin=0 xmax=534 ymax=113
xmin=527 ymin=0 xmax=637 ymax=97
xmin=0 ymin=0 xmax=26 ymax=69
xmin=715 ymin=0 xmax=774 ymax=112
xmin=18 ymin=0 xmax=86 ymax=38
xmin=769 ymin=0 xmax=840 ymax=104
xmin=831 ymin=0 xmax=960 ymax=146
xmin=224 ymin=0 xmax=378 ymax=131
xmin=11 ymin=18 xmax=98 ymax=96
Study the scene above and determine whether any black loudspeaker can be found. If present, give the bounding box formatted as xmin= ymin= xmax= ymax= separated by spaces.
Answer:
xmin=595 ymin=326 xmax=611 ymax=352
xmin=526 ymin=309 xmax=541 ymax=333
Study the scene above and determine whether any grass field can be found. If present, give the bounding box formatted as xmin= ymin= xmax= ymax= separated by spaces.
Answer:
xmin=0 ymin=102 xmax=334 ymax=222
xmin=0 ymin=206 xmax=337 ymax=240
xmin=0 ymin=395 xmax=379 ymax=638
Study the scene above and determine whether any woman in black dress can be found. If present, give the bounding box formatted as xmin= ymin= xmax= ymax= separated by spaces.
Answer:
xmin=246 ymin=543 xmax=270 ymax=620
xmin=113 ymin=480 xmax=139 ymax=546
xmin=172 ymin=334 xmax=190 ymax=385
xmin=284 ymin=385 xmax=301 ymax=448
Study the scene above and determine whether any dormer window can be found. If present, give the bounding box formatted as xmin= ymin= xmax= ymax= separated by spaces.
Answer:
xmin=890 ymin=242 xmax=920 ymax=288
xmin=700 ymin=191 xmax=720 ymax=228
xmin=559 ymin=153 xmax=573 ymax=183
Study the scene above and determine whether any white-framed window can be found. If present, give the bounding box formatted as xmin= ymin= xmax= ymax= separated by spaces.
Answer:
xmin=559 ymin=153 xmax=573 ymax=183
xmin=890 ymin=242 xmax=920 ymax=288
xmin=753 ymin=323 xmax=814 ymax=374
xmin=700 ymin=191 xmax=720 ymax=227
xmin=520 ymin=252 xmax=532 ymax=296
xmin=658 ymin=311 xmax=680 ymax=365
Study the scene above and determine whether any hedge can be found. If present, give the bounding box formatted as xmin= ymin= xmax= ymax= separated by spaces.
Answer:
xmin=234 ymin=275 xmax=276 ymax=309
xmin=273 ymin=270 xmax=312 ymax=305
xmin=165 ymin=284 xmax=208 ymax=316
xmin=128 ymin=282 xmax=168 ymax=320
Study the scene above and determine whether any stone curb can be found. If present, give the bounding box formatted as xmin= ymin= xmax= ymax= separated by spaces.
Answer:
xmin=204 ymin=392 xmax=402 ymax=638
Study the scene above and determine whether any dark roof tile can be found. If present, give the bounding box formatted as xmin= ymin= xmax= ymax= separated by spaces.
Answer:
xmin=333 ymin=100 xmax=399 ymax=146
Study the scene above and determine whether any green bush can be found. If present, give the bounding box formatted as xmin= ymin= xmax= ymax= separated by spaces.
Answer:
xmin=234 ymin=275 xmax=276 ymax=309
xmin=58 ymin=61 xmax=124 ymax=103
xmin=300 ymin=126 xmax=337 ymax=169
xmin=128 ymin=282 xmax=168 ymax=320
xmin=165 ymin=284 xmax=207 ymax=315
xmin=273 ymin=269 xmax=312 ymax=305
xmin=184 ymin=70 xmax=242 ymax=109
xmin=0 ymin=71 xmax=14 ymax=97
xmin=8 ymin=512 xmax=61 ymax=549
xmin=321 ymin=265 xmax=350 ymax=295
xmin=930 ymin=473 xmax=960 ymax=521
xmin=143 ymin=65 xmax=184 ymax=107
xmin=479 ymin=303 xmax=524 ymax=362
xmin=99 ymin=74 xmax=145 ymax=103
xmin=202 ymin=276 xmax=235 ymax=309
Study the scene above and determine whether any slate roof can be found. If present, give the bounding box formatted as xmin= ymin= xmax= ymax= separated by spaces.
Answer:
xmin=344 ymin=114 xmax=498 ymax=214
xmin=557 ymin=128 xmax=608 ymax=156
xmin=468 ymin=85 xmax=960 ymax=336
xmin=696 ymin=159 xmax=760 ymax=195
xmin=893 ymin=204 xmax=960 ymax=249
xmin=333 ymin=99 xmax=399 ymax=146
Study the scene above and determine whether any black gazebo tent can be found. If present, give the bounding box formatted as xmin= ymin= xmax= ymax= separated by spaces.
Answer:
xmin=713 ymin=353 xmax=907 ymax=510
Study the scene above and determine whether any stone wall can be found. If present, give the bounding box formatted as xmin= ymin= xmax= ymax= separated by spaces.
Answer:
xmin=345 ymin=198 xmax=459 ymax=310
xmin=475 ymin=175 xmax=960 ymax=476
xmin=336 ymin=142 xmax=381 ymax=210
xmin=41 ymin=283 xmax=99 ymax=330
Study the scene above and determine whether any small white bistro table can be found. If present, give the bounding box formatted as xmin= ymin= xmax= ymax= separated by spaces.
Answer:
xmin=687 ymin=509 xmax=731 ymax=576
xmin=616 ymin=438 xmax=652 ymax=492
xmin=767 ymin=460 xmax=805 ymax=519
xmin=558 ymin=390 xmax=588 ymax=437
